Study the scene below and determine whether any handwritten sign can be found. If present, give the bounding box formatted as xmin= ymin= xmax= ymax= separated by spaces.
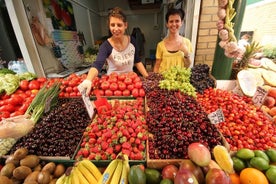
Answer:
xmin=252 ymin=86 xmax=267 ymax=107
xmin=208 ymin=108 xmax=225 ymax=124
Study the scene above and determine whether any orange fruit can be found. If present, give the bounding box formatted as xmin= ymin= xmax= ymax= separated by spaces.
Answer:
xmin=239 ymin=168 xmax=269 ymax=184
xmin=229 ymin=173 xmax=240 ymax=184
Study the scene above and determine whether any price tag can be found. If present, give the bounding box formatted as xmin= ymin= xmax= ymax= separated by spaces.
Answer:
xmin=78 ymin=86 xmax=94 ymax=119
xmin=252 ymin=86 xmax=267 ymax=107
xmin=208 ymin=108 xmax=225 ymax=124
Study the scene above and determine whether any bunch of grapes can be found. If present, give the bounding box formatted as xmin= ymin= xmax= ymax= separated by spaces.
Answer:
xmin=190 ymin=64 xmax=216 ymax=94
xmin=141 ymin=72 xmax=163 ymax=94
xmin=159 ymin=66 xmax=196 ymax=97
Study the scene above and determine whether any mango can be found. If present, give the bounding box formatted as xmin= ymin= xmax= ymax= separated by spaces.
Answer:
xmin=205 ymin=168 xmax=231 ymax=184
xmin=188 ymin=142 xmax=211 ymax=167
xmin=179 ymin=159 xmax=205 ymax=184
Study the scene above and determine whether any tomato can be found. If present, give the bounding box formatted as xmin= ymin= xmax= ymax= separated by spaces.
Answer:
xmin=0 ymin=111 xmax=10 ymax=119
xmin=8 ymin=95 xmax=23 ymax=105
xmin=28 ymin=80 xmax=40 ymax=90
xmin=108 ymin=76 xmax=118 ymax=83
xmin=134 ymin=81 xmax=143 ymax=89
xmin=139 ymin=88 xmax=145 ymax=97
xmin=65 ymin=86 xmax=73 ymax=93
xmin=118 ymin=82 xmax=126 ymax=91
xmin=101 ymin=81 xmax=110 ymax=90
xmin=110 ymin=83 xmax=118 ymax=91
xmin=19 ymin=80 xmax=29 ymax=91
xmin=18 ymin=103 xmax=29 ymax=113
xmin=118 ymin=73 xmax=127 ymax=81
xmin=104 ymin=89 xmax=113 ymax=96
xmin=70 ymin=92 xmax=77 ymax=97
xmin=1 ymin=94 xmax=11 ymax=100
xmin=124 ymin=77 xmax=132 ymax=85
xmin=0 ymin=104 xmax=15 ymax=112
xmin=131 ymin=88 xmax=139 ymax=97
xmin=68 ymin=79 xmax=79 ymax=87
xmin=122 ymin=89 xmax=131 ymax=96
xmin=37 ymin=77 xmax=47 ymax=84
xmin=127 ymin=84 xmax=134 ymax=91
xmin=114 ymin=90 xmax=122 ymax=96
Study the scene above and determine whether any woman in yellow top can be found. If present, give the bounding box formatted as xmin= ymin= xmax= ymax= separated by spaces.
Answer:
xmin=153 ymin=8 xmax=192 ymax=73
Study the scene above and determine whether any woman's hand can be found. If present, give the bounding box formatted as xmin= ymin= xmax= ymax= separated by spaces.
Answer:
xmin=77 ymin=79 xmax=92 ymax=96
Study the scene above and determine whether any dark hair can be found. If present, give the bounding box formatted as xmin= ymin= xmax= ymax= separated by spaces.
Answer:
xmin=165 ymin=8 xmax=185 ymax=22
xmin=108 ymin=7 xmax=127 ymax=24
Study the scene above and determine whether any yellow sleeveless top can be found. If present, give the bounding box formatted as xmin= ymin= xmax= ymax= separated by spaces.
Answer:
xmin=156 ymin=37 xmax=192 ymax=73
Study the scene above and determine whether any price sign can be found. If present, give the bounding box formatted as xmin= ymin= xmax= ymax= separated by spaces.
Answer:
xmin=78 ymin=86 xmax=95 ymax=119
xmin=208 ymin=108 xmax=225 ymax=124
xmin=252 ymin=86 xmax=267 ymax=107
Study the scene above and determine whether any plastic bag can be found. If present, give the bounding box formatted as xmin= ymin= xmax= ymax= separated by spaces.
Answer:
xmin=0 ymin=115 xmax=35 ymax=139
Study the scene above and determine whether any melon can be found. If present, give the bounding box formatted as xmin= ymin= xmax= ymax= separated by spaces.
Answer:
xmin=262 ymin=70 xmax=276 ymax=87
xmin=246 ymin=69 xmax=264 ymax=86
xmin=263 ymin=58 xmax=276 ymax=72
xmin=237 ymin=70 xmax=258 ymax=97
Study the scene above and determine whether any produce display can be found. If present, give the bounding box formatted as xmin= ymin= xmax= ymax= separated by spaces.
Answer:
xmin=10 ymin=98 xmax=91 ymax=157
xmin=1 ymin=61 xmax=276 ymax=183
xmin=75 ymin=98 xmax=147 ymax=161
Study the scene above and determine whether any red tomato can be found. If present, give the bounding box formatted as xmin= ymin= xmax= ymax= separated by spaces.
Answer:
xmin=28 ymin=80 xmax=40 ymax=90
xmin=127 ymin=84 xmax=134 ymax=91
xmin=101 ymin=81 xmax=110 ymax=90
xmin=1 ymin=94 xmax=11 ymax=100
xmin=37 ymin=77 xmax=47 ymax=84
xmin=8 ymin=95 xmax=23 ymax=105
xmin=118 ymin=73 xmax=127 ymax=81
xmin=131 ymin=88 xmax=139 ymax=97
xmin=139 ymin=88 xmax=146 ymax=97
xmin=108 ymin=76 xmax=118 ymax=83
xmin=0 ymin=111 xmax=10 ymax=119
xmin=19 ymin=80 xmax=29 ymax=91
xmin=65 ymin=86 xmax=73 ymax=93
xmin=114 ymin=90 xmax=122 ymax=96
xmin=18 ymin=103 xmax=29 ymax=113
xmin=122 ymin=89 xmax=131 ymax=96
xmin=10 ymin=111 xmax=24 ymax=117
xmin=118 ymin=82 xmax=126 ymax=91
xmin=124 ymin=77 xmax=132 ymax=85
xmin=110 ymin=83 xmax=118 ymax=91
xmin=105 ymin=89 xmax=113 ymax=96
xmin=0 ymin=104 xmax=15 ymax=112
xmin=134 ymin=81 xmax=143 ymax=89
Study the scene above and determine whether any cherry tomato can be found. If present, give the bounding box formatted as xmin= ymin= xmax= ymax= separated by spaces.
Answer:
xmin=0 ymin=111 xmax=10 ymax=119
xmin=0 ymin=104 xmax=15 ymax=112
xmin=37 ymin=77 xmax=47 ymax=84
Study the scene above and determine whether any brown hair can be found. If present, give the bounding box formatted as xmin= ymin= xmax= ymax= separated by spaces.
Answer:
xmin=166 ymin=8 xmax=185 ymax=22
xmin=108 ymin=7 xmax=127 ymax=24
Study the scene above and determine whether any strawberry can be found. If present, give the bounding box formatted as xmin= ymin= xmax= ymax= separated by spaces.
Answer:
xmin=88 ymin=153 xmax=96 ymax=160
xmin=138 ymin=143 xmax=145 ymax=151
xmin=101 ymin=141 xmax=109 ymax=151
xmin=122 ymin=149 xmax=131 ymax=157
xmin=82 ymin=148 xmax=89 ymax=158
xmin=122 ymin=142 xmax=131 ymax=149
xmin=135 ymin=138 xmax=141 ymax=145
xmin=115 ymin=144 xmax=122 ymax=153
xmin=106 ymin=147 xmax=114 ymax=155
xmin=119 ymin=136 xmax=127 ymax=143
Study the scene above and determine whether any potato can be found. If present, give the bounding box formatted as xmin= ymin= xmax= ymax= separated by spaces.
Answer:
xmin=37 ymin=171 xmax=51 ymax=184
xmin=49 ymin=178 xmax=57 ymax=184
xmin=5 ymin=155 xmax=20 ymax=166
xmin=41 ymin=162 xmax=56 ymax=174
xmin=0 ymin=162 xmax=16 ymax=178
xmin=20 ymin=155 xmax=40 ymax=168
xmin=13 ymin=147 xmax=28 ymax=160
xmin=13 ymin=166 xmax=32 ymax=180
xmin=0 ymin=175 xmax=13 ymax=184
xmin=33 ymin=164 xmax=42 ymax=171
xmin=10 ymin=176 xmax=22 ymax=184
xmin=24 ymin=170 xmax=40 ymax=182
xmin=53 ymin=164 xmax=65 ymax=178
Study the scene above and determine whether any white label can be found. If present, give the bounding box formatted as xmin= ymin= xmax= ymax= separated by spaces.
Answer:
xmin=208 ymin=108 xmax=225 ymax=124
xmin=252 ymin=86 xmax=267 ymax=107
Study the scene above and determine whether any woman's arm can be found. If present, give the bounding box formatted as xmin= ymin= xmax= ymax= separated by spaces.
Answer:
xmin=135 ymin=62 xmax=148 ymax=77
xmin=153 ymin=59 xmax=161 ymax=73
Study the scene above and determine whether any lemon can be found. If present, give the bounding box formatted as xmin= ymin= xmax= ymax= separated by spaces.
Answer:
xmin=250 ymin=157 xmax=270 ymax=171
xmin=236 ymin=148 xmax=255 ymax=160
xmin=266 ymin=166 xmax=276 ymax=184
xmin=254 ymin=150 xmax=270 ymax=162
xmin=232 ymin=156 xmax=246 ymax=172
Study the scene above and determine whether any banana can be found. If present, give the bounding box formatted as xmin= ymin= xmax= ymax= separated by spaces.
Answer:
xmin=119 ymin=155 xmax=130 ymax=184
xmin=79 ymin=159 xmax=102 ymax=181
xmin=56 ymin=174 xmax=66 ymax=184
xmin=74 ymin=165 xmax=90 ymax=184
xmin=77 ymin=162 xmax=98 ymax=184
xmin=110 ymin=159 xmax=123 ymax=184
xmin=98 ymin=159 xmax=120 ymax=184
xmin=71 ymin=167 xmax=80 ymax=184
